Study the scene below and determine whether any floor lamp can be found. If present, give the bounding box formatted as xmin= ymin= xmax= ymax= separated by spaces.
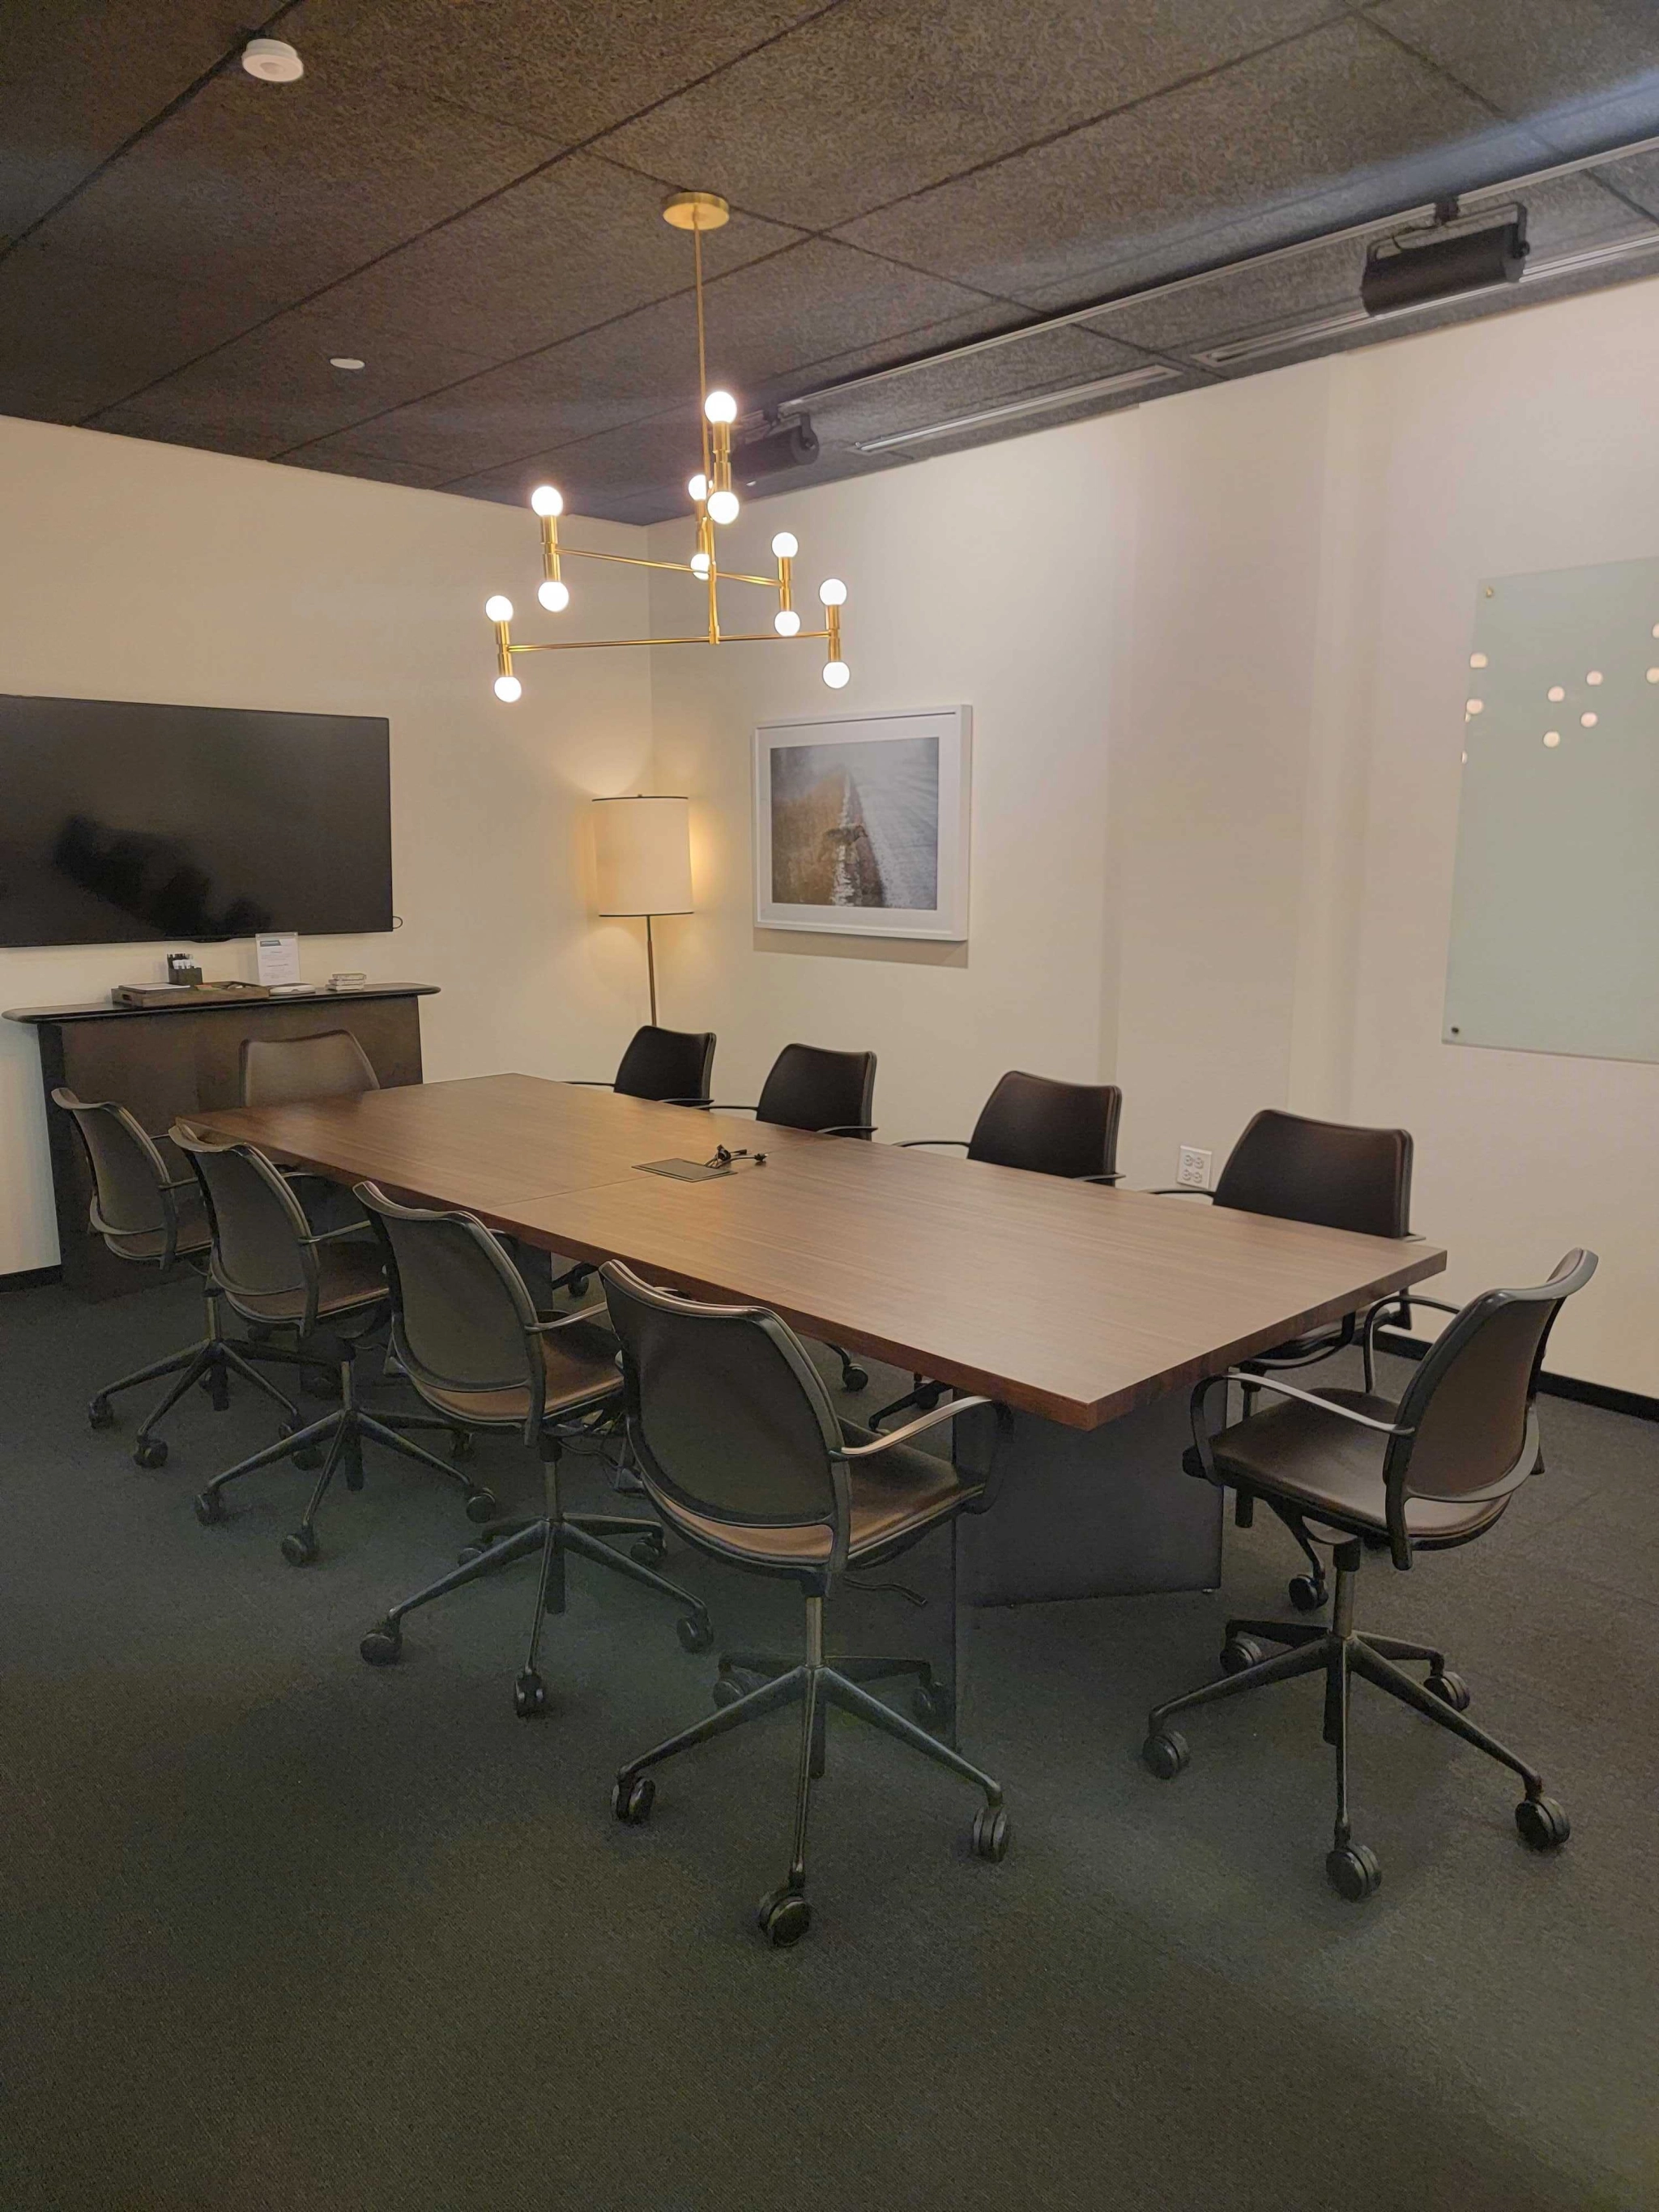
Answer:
xmin=592 ymin=795 xmax=693 ymax=1027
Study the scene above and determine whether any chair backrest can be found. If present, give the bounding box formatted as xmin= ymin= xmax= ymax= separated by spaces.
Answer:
xmin=239 ymin=1029 xmax=380 ymax=1108
xmin=753 ymin=1042 xmax=876 ymax=1136
xmin=612 ymin=1025 xmax=716 ymax=1104
xmin=170 ymin=1124 xmax=314 ymax=1311
xmin=1382 ymin=1249 xmax=1597 ymax=1559
xmin=602 ymin=1261 xmax=849 ymax=1549
xmin=966 ymin=1070 xmax=1123 ymax=1180
xmin=52 ymin=1087 xmax=178 ymax=1251
xmin=356 ymin=1183 xmax=544 ymax=1426
xmin=1213 ymin=1109 xmax=1412 ymax=1238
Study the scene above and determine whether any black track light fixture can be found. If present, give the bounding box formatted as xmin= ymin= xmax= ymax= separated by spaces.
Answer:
xmin=1362 ymin=198 xmax=1529 ymax=316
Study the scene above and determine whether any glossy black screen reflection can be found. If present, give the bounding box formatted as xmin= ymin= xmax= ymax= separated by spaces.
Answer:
xmin=0 ymin=693 xmax=393 ymax=946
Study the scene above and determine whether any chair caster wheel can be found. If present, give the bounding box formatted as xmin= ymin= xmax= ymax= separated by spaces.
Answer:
xmin=676 ymin=1612 xmax=714 ymax=1655
xmin=463 ymin=1488 xmax=497 ymax=1524
xmin=279 ymin=1421 xmax=324 ymax=1471
xmin=913 ymin=1677 xmax=953 ymax=1731
xmin=1141 ymin=1728 xmax=1188 ymax=1780
xmin=87 ymin=1395 xmax=116 ymax=1430
xmin=566 ymin=1270 xmax=591 ymax=1300
xmin=1220 ymin=1633 xmax=1267 ymax=1674
xmin=840 ymin=1365 xmax=869 ymax=1393
xmin=971 ymin=1804 xmax=1010 ymax=1861
xmin=449 ymin=1430 xmax=475 ymax=1462
xmin=304 ymin=1368 xmax=342 ymax=1400
xmin=514 ymin=1669 xmax=548 ymax=1719
xmin=629 ymin=1532 xmax=666 ymax=1566
xmin=1326 ymin=1842 xmax=1382 ymax=1901
xmin=1288 ymin=1573 xmax=1327 ymax=1611
xmin=612 ymin=1773 xmax=654 ymax=1824
xmin=280 ymin=1528 xmax=319 ymax=1567
xmin=757 ymin=1883 xmax=811 ymax=1946
xmin=1426 ymin=1669 xmax=1470 ymax=1712
xmin=457 ymin=1541 xmax=489 ymax=1566
xmin=133 ymin=1438 xmax=168 ymax=1469
xmin=714 ymin=1666 xmax=766 ymax=1708
xmin=1516 ymin=1795 xmax=1570 ymax=1851
xmin=194 ymin=1490 xmax=226 ymax=1526
xmin=207 ymin=1375 xmax=231 ymax=1413
xmin=360 ymin=1623 xmax=402 ymax=1666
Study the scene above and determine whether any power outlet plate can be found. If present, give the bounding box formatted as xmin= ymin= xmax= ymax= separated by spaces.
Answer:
xmin=1176 ymin=1146 xmax=1212 ymax=1190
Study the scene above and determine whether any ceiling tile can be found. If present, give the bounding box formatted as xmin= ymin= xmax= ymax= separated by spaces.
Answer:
xmin=303 ymin=156 xmax=800 ymax=360
xmin=1591 ymin=149 xmax=1659 ymax=220
xmin=599 ymin=0 xmax=1347 ymax=232
xmin=838 ymin=19 xmax=1548 ymax=310
xmin=1368 ymin=2 xmax=1659 ymax=151
xmin=87 ymin=310 xmax=497 ymax=458
xmin=34 ymin=54 xmax=559 ymax=318
xmin=0 ymin=2 xmax=233 ymax=239
xmin=0 ymin=240 xmax=263 ymax=423
xmin=285 ymin=0 xmax=830 ymax=149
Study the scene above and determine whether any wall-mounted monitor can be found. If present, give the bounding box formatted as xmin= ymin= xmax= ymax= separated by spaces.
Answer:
xmin=0 ymin=693 xmax=393 ymax=948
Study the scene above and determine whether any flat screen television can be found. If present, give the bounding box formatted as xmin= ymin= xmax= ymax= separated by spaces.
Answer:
xmin=0 ymin=693 xmax=393 ymax=947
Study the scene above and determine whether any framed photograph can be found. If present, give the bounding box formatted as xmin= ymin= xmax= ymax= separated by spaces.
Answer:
xmin=753 ymin=705 xmax=971 ymax=940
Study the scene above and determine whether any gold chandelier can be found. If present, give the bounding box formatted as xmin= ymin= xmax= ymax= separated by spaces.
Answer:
xmin=484 ymin=190 xmax=849 ymax=703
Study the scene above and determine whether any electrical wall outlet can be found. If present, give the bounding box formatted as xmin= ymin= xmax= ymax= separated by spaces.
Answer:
xmin=1176 ymin=1145 xmax=1212 ymax=1190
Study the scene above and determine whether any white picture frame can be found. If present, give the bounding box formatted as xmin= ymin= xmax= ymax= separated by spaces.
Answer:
xmin=753 ymin=705 xmax=971 ymax=940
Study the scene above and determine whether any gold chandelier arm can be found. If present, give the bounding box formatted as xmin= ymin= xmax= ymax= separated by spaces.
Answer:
xmin=507 ymin=630 xmax=830 ymax=654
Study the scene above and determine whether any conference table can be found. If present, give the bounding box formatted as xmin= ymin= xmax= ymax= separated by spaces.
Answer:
xmin=189 ymin=1074 xmax=1444 ymax=1606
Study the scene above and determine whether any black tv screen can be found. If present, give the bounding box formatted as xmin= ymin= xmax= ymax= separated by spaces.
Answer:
xmin=0 ymin=693 xmax=393 ymax=947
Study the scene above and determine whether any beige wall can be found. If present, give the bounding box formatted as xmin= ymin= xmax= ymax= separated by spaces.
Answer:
xmin=0 ymin=416 xmax=655 ymax=1273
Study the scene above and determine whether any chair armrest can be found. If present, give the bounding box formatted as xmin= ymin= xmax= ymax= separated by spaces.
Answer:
xmin=897 ymin=1138 xmax=969 ymax=1150
xmin=310 ymin=1222 xmax=377 ymax=1246
xmin=1148 ymin=1187 xmax=1213 ymax=1198
xmin=1371 ymin=1293 xmax=1459 ymax=1319
xmin=703 ymin=1102 xmax=757 ymax=1115
xmin=837 ymin=1396 xmax=993 ymax=1457
xmin=566 ymin=1080 xmax=615 ymax=1090
xmin=657 ymin=1094 xmax=714 ymax=1107
xmin=531 ymin=1303 xmax=611 ymax=1333
xmin=1075 ymin=1172 xmax=1122 ymax=1184
xmin=1221 ymin=1370 xmax=1408 ymax=1433
xmin=817 ymin=1123 xmax=878 ymax=1138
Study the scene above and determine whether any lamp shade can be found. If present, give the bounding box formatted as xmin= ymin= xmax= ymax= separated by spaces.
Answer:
xmin=592 ymin=795 xmax=693 ymax=917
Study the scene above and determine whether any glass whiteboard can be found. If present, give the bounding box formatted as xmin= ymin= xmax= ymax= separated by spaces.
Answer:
xmin=1444 ymin=556 xmax=1659 ymax=1063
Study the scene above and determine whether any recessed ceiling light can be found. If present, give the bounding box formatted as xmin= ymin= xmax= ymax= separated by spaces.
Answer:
xmin=242 ymin=37 xmax=304 ymax=83
xmin=329 ymin=356 xmax=365 ymax=371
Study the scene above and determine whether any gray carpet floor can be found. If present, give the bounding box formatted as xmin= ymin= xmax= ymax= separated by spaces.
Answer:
xmin=1 ymin=1272 xmax=1655 ymax=2212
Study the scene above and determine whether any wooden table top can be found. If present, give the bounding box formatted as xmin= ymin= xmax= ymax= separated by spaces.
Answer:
xmin=189 ymin=1074 xmax=1445 ymax=1430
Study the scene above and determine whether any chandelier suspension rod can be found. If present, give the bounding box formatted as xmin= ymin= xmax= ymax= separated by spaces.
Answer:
xmin=505 ymin=629 xmax=834 ymax=654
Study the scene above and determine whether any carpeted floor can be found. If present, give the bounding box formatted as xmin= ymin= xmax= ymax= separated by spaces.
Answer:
xmin=1 ymin=1272 xmax=1655 ymax=2212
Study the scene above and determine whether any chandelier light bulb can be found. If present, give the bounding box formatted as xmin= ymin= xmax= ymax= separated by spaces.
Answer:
xmin=770 ymin=531 xmax=799 ymax=560
xmin=484 ymin=595 xmax=514 ymax=623
xmin=704 ymin=390 xmax=738 ymax=425
xmin=689 ymin=550 xmax=711 ymax=578
xmin=530 ymin=484 xmax=563 ymax=518
xmin=818 ymin=578 xmax=847 ymax=607
xmin=707 ymin=488 xmax=740 ymax=526
xmin=822 ymin=660 xmax=851 ymax=689
xmin=538 ymin=579 xmax=570 ymax=612
xmin=688 ymin=472 xmax=709 ymax=503
xmin=493 ymin=674 xmax=522 ymax=702
xmin=774 ymin=608 xmax=801 ymax=637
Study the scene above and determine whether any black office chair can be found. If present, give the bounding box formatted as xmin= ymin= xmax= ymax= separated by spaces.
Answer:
xmin=352 ymin=1183 xmax=710 ymax=1707
xmin=556 ymin=1027 xmax=717 ymax=1302
xmin=601 ymin=1261 xmax=1009 ymax=1948
xmin=707 ymin=1042 xmax=879 ymax=1392
xmin=1150 ymin=1108 xmax=1414 ymax=1611
xmin=172 ymin=1125 xmax=494 ymax=1562
xmin=874 ymin=1070 xmax=1124 ymax=1426
xmin=53 ymin=1088 xmax=304 ymax=1468
xmin=1142 ymin=1249 xmax=1597 ymax=1901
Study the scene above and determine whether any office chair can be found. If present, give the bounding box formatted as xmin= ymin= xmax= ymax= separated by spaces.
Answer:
xmin=172 ymin=1125 xmax=495 ymax=1563
xmin=873 ymin=1070 xmax=1124 ymax=1427
xmin=556 ymin=1026 xmax=716 ymax=1301
xmin=53 ymin=1087 xmax=303 ymax=1468
xmin=239 ymin=1029 xmax=380 ymax=1107
xmin=352 ymin=1183 xmax=710 ymax=1704
xmin=706 ymin=1042 xmax=880 ymax=1392
xmin=1150 ymin=1108 xmax=1414 ymax=1611
xmin=1142 ymin=1249 xmax=1596 ymax=1901
xmin=601 ymin=1261 xmax=1009 ymax=1948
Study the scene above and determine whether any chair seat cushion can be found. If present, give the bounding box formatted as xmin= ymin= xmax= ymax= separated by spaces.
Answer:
xmin=225 ymin=1238 xmax=389 ymax=1323
xmin=663 ymin=1420 xmax=981 ymax=1564
xmin=106 ymin=1191 xmax=212 ymax=1263
xmin=1216 ymin=1387 xmax=1509 ymax=1545
xmin=415 ymin=1322 xmax=622 ymax=1426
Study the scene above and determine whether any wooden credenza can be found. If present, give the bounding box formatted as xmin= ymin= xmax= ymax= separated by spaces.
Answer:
xmin=4 ymin=985 xmax=437 ymax=1301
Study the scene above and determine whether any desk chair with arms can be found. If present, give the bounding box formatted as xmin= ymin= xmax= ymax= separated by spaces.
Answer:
xmin=705 ymin=1042 xmax=879 ymax=1394
xmin=1150 ymin=1107 xmax=1414 ymax=1612
xmin=1142 ymin=1249 xmax=1596 ymax=1901
xmin=874 ymin=1069 xmax=1124 ymax=1429
xmin=241 ymin=1027 xmax=380 ymax=1245
xmin=353 ymin=1184 xmax=710 ymax=1707
xmin=555 ymin=1026 xmax=716 ymax=1302
xmin=602 ymin=1262 xmax=1009 ymax=1949
xmin=53 ymin=1088 xmax=302 ymax=1468
xmin=173 ymin=1126 xmax=494 ymax=1563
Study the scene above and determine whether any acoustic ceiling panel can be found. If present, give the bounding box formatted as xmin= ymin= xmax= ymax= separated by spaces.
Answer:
xmin=1369 ymin=0 xmax=1659 ymax=153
